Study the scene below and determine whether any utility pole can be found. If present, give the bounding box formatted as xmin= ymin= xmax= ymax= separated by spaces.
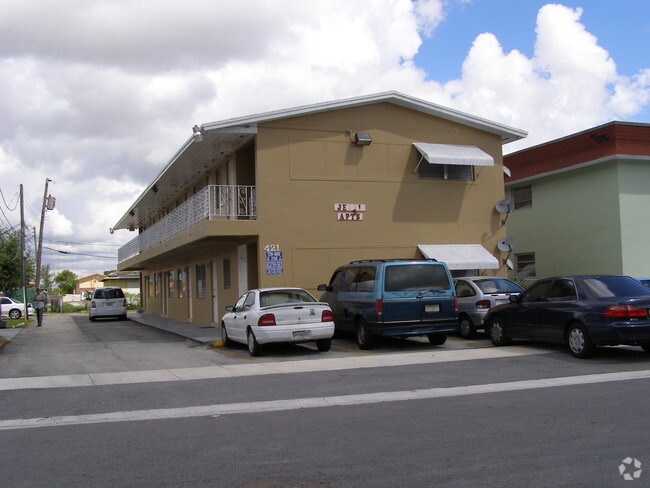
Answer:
xmin=19 ymin=184 xmax=27 ymax=322
xmin=35 ymin=178 xmax=54 ymax=289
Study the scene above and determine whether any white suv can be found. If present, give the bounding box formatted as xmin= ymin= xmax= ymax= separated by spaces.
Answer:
xmin=88 ymin=287 xmax=127 ymax=321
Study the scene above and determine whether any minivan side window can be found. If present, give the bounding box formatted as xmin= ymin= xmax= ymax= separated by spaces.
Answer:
xmin=339 ymin=268 xmax=360 ymax=292
xmin=385 ymin=264 xmax=450 ymax=292
xmin=355 ymin=267 xmax=376 ymax=292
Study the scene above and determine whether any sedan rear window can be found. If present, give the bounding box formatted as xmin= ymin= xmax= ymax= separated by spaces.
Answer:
xmin=260 ymin=289 xmax=317 ymax=307
xmin=580 ymin=277 xmax=650 ymax=299
xmin=384 ymin=264 xmax=450 ymax=292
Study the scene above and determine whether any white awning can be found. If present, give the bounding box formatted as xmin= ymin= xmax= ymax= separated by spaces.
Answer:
xmin=413 ymin=143 xmax=494 ymax=167
xmin=418 ymin=244 xmax=499 ymax=270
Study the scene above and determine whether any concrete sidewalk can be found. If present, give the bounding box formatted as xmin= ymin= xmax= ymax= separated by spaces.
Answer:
xmin=0 ymin=313 xmax=222 ymax=349
xmin=129 ymin=312 xmax=222 ymax=344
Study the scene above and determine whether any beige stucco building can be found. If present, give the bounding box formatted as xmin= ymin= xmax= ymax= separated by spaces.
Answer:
xmin=115 ymin=92 xmax=526 ymax=325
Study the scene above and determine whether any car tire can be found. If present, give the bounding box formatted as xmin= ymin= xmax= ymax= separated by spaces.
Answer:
xmin=120 ymin=314 xmax=127 ymax=321
xmin=221 ymin=323 xmax=234 ymax=347
xmin=641 ymin=343 xmax=650 ymax=353
xmin=566 ymin=323 xmax=595 ymax=359
xmin=489 ymin=317 xmax=511 ymax=346
xmin=9 ymin=309 xmax=21 ymax=320
xmin=316 ymin=338 xmax=331 ymax=352
xmin=427 ymin=333 xmax=447 ymax=345
xmin=247 ymin=329 xmax=262 ymax=357
xmin=356 ymin=319 xmax=375 ymax=350
xmin=458 ymin=315 xmax=476 ymax=339
xmin=89 ymin=317 xmax=96 ymax=322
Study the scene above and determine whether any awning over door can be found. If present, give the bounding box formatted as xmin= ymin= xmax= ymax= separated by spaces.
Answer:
xmin=417 ymin=244 xmax=499 ymax=270
xmin=413 ymin=143 xmax=494 ymax=166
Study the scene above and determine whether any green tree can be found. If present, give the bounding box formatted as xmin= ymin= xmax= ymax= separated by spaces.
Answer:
xmin=54 ymin=269 xmax=77 ymax=295
xmin=0 ymin=224 xmax=35 ymax=292
xmin=40 ymin=263 xmax=54 ymax=291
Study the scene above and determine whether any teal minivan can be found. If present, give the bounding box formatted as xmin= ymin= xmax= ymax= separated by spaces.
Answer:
xmin=317 ymin=259 xmax=458 ymax=349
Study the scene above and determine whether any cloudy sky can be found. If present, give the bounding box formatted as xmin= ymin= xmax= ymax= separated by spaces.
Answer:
xmin=0 ymin=0 xmax=648 ymax=282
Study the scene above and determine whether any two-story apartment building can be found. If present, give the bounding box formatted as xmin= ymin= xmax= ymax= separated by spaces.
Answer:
xmin=115 ymin=91 xmax=526 ymax=325
xmin=504 ymin=121 xmax=650 ymax=282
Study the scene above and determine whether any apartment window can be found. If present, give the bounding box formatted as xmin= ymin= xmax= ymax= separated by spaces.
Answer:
xmin=515 ymin=253 xmax=536 ymax=279
xmin=168 ymin=270 xmax=177 ymax=298
xmin=223 ymin=257 xmax=231 ymax=289
xmin=154 ymin=273 xmax=161 ymax=298
xmin=196 ymin=264 xmax=207 ymax=299
xmin=418 ymin=163 xmax=474 ymax=181
xmin=178 ymin=268 xmax=187 ymax=299
xmin=146 ymin=274 xmax=154 ymax=298
xmin=512 ymin=185 xmax=532 ymax=210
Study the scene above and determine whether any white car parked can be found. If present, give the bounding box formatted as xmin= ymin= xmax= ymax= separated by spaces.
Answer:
xmin=221 ymin=287 xmax=335 ymax=356
xmin=1 ymin=297 xmax=34 ymax=319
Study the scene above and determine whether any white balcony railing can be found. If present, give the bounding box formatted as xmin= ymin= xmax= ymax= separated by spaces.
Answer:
xmin=118 ymin=185 xmax=256 ymax=264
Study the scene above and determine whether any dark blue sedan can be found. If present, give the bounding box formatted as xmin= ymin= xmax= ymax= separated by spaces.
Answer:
xmin=485 ymin=276 xmax=650 ymax=358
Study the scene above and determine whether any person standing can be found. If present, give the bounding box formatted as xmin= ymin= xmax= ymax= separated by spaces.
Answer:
xmin=34 ymin=288 xmax=47 ymax=327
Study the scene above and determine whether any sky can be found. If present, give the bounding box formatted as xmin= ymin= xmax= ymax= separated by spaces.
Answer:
xmin=0 ymin=0 xmax=648 ymax=284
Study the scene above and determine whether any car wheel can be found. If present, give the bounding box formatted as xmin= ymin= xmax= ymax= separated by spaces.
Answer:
xmin=89 ymin=317 xmax=96 ymax=322
xmin=247 ymin=329 xmax=262 ymax=357
xmin=221 ymin=323 xmax=234 ymax=347
xmin=120 ymin=314 xmax=127 ymax=320
xmin=427 ymin=333 xmax=447 ymax=345
xmin=356 ymin=319 xmax=375 ymax=350
xmin=458 ymin=315 xmax=476 ymax=339
xmin=566 ymin=323 xmax=595 ymax=358
xmin=641 ymin=343 xmax=650 ymax=353
xmin=489 ymin=317 xmax=511 ymax=346
xmin=8 ymin=309 xmax=21 ymax=319
xmin=316 ymin=338 xmax=331 ymax=352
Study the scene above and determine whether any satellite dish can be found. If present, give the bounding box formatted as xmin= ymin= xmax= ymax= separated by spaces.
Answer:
xmin=496 ymin=199 xmax=513 ymax=213
xmin=496 ymin=199 xmax=514 ymax=223
xmin=497 ymin=237 xmax=516 ymax=252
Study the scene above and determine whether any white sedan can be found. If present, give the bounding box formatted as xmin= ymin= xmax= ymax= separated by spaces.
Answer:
xmin=1 ymin=297 xmax=35 ymax=319
xmin=221 ymin=288 xmax=335 ymax=356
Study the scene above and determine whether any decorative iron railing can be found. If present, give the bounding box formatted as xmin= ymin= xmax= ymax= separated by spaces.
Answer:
xmin=118 ymin=185 xmax=256 ymax=264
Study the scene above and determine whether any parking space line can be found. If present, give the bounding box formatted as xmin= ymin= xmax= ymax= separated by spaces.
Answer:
xmin=331 ymin=345 xmax=375 ymax=356
xmin=447 ymin=339 xmax=493 ymax=348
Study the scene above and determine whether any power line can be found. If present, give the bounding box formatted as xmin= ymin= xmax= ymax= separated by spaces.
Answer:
xmin=42 ymin=246 xmax=116 ymax=259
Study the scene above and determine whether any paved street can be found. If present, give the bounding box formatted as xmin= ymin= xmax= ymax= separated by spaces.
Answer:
xmin=1 ymin=314 xmax=649 ymax=487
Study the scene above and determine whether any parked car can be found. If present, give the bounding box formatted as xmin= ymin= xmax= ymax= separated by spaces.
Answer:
xmin=221 ymin=288 xmax=335 ymax=356
xmin=454 ymin=276 xmax=524 ymax=338
xmin=637 ymin=278 xmax=650 ymax=289
xmin=88 ymin=287 xmax=127 ymax=321
xmin=485 ymin=275 xmax=650 ymax=358
xmin=318 ymin=259 xmax=458 ymax=349
xmin=1 ymin=297 xmax=34 ymax=319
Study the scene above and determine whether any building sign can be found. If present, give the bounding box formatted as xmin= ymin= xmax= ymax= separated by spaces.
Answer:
xmin=334 ymin=203 xmax=366 ymax=221
xmin=265 ymin=251 xmax=283 ymax=275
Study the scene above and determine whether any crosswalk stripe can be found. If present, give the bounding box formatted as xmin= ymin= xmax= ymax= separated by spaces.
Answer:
xmin=1 ymin=369 xmax=649 ymax=431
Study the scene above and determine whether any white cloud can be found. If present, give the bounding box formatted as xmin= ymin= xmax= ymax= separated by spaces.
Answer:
xmin=1 ymin=0 xmax=648 ymax=277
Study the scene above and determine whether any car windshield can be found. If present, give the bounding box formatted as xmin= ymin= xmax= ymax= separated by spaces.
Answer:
xmin=580 ymin=277 xmax=650 ymax=299
xmin=260 ymin=289 xmax=317 ymax=307
xmin=384 ymin=264 xmax=450 ymax=292
xmin=93 ymin=289 xmax=124 ymax=299
xmin=474 ymin=279 xmax=523 ymax=294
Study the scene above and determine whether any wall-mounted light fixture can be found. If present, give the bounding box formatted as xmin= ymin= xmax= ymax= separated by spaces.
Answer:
xmin=192 ymin=125 xmax=204 ymax=143
xmin=354 ymin=132 xmax=372 ymax=146
xmin=129 ymin=210 xmax=135 ymax=216
xmin=152 ymin=184 xmax=158 ymax=193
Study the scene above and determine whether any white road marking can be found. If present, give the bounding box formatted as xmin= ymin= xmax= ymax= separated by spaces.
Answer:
xmin=0 ymin=346 xmax=549 ymax=391
xmin=1 ymin=369 xmax=649 ymax=431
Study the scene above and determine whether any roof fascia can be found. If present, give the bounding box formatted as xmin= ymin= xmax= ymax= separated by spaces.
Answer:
xmin=505 ymin=154 xmax=650 ymax=187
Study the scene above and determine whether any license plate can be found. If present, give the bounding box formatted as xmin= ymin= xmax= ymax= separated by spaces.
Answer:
xmin=105 ymin=301 xmax=114 ymax=307
xmin=293 ymin=330 xmax=311 ymax=340
xmin=425 ymin=304 xmax=440 ymax=313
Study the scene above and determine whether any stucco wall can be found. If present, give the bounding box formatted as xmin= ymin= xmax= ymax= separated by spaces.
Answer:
xmin=618 ymin=159 xmax=650 ymax=277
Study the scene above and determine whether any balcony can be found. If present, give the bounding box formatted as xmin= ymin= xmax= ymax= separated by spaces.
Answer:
xmin=118 ymin=185 xmax=256 ymax=264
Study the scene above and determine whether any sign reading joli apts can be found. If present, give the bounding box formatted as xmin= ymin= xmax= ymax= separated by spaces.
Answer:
xmin=335 ymin=203 xmax=366 ymax=221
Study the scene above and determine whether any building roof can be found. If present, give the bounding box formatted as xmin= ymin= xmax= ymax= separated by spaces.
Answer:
xmin=504 ymin=121 xmax=650 ymax=184
xmin=115 ymin=91 xmax=527 ymax=230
